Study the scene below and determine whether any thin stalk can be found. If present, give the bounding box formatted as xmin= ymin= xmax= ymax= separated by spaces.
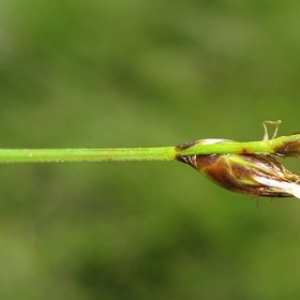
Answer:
xmin=0 ymin=147 xmax=177 ymax=163
xmin=178 ymin=135 xmax=300 ymax=156
xmin=0 ymin=133 xmax=299 ymax=163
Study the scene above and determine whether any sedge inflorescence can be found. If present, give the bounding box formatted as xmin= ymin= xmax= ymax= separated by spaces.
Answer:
xmin=176 ymin=121 xmax=300 ymax=199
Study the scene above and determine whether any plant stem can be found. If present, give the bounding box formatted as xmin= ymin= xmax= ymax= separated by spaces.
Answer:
xmin=0 ymin=133 xmax=299 ymax=163
xmin=178 ymin=134 xmax=300 ymax=156
xmin=0 ymin=147 xmax=177 ymax=163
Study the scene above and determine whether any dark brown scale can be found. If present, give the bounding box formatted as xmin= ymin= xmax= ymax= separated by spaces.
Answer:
xmin=274 ymin=139 xmax=300 ymax=158
xmin=175 ymin=141 xmax=197 ymax=152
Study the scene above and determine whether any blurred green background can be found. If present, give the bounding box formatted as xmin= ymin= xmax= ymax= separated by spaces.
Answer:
xmin=1 ymin=1 xmax=300 ymax=299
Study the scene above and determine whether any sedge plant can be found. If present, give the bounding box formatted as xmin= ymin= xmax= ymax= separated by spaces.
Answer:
xmin=1 ymin=120 xmax=300 ymax=198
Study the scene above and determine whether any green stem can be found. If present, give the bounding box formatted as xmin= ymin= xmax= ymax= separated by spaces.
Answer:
xmin=178 ymin=140 xmax=272 ymax=155
xmin=0 ymin=147 xmax=177 ymax=163
xmin=178 ymin=135 xmax=300 ymax=156
xmin=0 ymin=133 xmax=299 ymax=163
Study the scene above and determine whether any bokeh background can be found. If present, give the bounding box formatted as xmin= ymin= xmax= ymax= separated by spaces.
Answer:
xmin=1 ymin=1 xmax=300 ymax=299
